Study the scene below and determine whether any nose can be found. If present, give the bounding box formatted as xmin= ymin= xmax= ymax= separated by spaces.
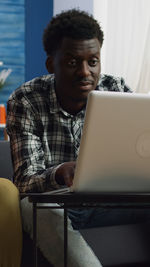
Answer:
xmin=77 ymin=61 xmax=91 ymax=77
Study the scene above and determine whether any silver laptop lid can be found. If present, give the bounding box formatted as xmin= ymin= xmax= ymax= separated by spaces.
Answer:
xmin=72 ymin=91 xmax=150 ymax=193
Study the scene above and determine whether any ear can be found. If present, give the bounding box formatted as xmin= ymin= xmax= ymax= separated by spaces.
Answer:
xmin=46 ymin=56 xmax=54 ymax=73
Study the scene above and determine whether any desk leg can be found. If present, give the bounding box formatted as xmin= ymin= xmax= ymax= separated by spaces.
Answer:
xmin=64 ymin=207 xmax=68 ymax=267
xmin=33 ymin=202 xmax=38 ymax=267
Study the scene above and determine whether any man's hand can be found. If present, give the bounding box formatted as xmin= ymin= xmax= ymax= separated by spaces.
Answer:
xmin=55 ymin=161 xmax=76 ymax=187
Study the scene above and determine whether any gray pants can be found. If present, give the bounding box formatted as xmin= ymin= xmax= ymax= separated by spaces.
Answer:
xmin=21 ymin=197 xmax=102 ymax=267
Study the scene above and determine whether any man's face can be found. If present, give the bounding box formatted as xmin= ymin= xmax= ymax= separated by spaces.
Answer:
xmin=48 ymin=37 xmax=101 ymax=106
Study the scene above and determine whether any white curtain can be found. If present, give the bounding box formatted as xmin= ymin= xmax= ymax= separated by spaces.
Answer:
xmin=94 ymin=0 xmax=150 ymax=92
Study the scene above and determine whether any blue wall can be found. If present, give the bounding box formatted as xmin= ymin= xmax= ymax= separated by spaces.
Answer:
xmin=25 ymin=0 xmax=53 ymax=81
xmin=0 ymin=0 xmax=25 ymax=106
xmin=0 ymin=0 xmax=53 ymax=107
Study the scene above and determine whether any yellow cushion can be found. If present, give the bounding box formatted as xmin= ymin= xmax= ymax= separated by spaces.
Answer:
xmin=0 ymin=178 xmax=22 ymax=267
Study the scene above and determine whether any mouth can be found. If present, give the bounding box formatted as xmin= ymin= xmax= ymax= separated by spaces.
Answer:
xmin=75 ymin=80 xmax=94 ymax=91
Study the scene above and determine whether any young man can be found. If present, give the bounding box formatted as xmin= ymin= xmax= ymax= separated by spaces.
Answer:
xmin=7 ymin=9 xmax=131 ymax=193
xmin=6 ymin=9 xmax=150 ymax=267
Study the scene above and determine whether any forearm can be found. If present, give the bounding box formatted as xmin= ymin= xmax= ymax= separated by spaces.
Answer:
xmin=9 ymin=133 xmax=65 ymax=193
xmin=14 ymin=165 xmax=63 ymax=193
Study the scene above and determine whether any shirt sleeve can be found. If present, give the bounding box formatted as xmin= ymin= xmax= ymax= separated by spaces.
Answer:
xmin=99 ymin=74 xmax=133 ymax=93
xmin=120 ymin=77 xmax=132 ymax=93
xmin=6 ymin=97 xmax=63 ymax=193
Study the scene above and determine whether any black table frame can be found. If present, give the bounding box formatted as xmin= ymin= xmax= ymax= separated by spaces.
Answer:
xmin=21 ymin=192 xmax=150 ymax=267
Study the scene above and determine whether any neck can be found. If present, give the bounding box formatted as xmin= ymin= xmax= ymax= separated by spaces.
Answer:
xmin=56 ymin=93 xmax=86 ymax=115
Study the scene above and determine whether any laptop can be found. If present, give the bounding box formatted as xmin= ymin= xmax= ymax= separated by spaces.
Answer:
xmin=70 ymin=90 xmax=150 ymax=193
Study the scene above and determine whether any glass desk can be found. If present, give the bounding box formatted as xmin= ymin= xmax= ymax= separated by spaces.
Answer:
xmin=21 ymin=191 xmax=150 ymax=267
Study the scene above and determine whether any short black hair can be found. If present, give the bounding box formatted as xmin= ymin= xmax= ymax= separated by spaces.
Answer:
xmin=43 ymin=9 xmax=104 ymax=56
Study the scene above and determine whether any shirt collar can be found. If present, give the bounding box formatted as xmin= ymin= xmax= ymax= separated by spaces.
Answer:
xmin=49 ymin=75 xmax=62 ymax=114
xmin=49 ymin=75 xmax=85 ymax=118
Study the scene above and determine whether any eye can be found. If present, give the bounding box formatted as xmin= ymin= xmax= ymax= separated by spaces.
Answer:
xmin=67 ymin=59 xmax=77 ymax=67
xmin=89 ymin=58 xmax=99 ymax=67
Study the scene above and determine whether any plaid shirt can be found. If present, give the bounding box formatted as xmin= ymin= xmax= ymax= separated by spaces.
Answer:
xmin=6 ymin=74 xmax=131 ymax=193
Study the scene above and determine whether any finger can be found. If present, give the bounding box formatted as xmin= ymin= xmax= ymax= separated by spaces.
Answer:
xmin=64 ymin=176 xmax=73 ymax=187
